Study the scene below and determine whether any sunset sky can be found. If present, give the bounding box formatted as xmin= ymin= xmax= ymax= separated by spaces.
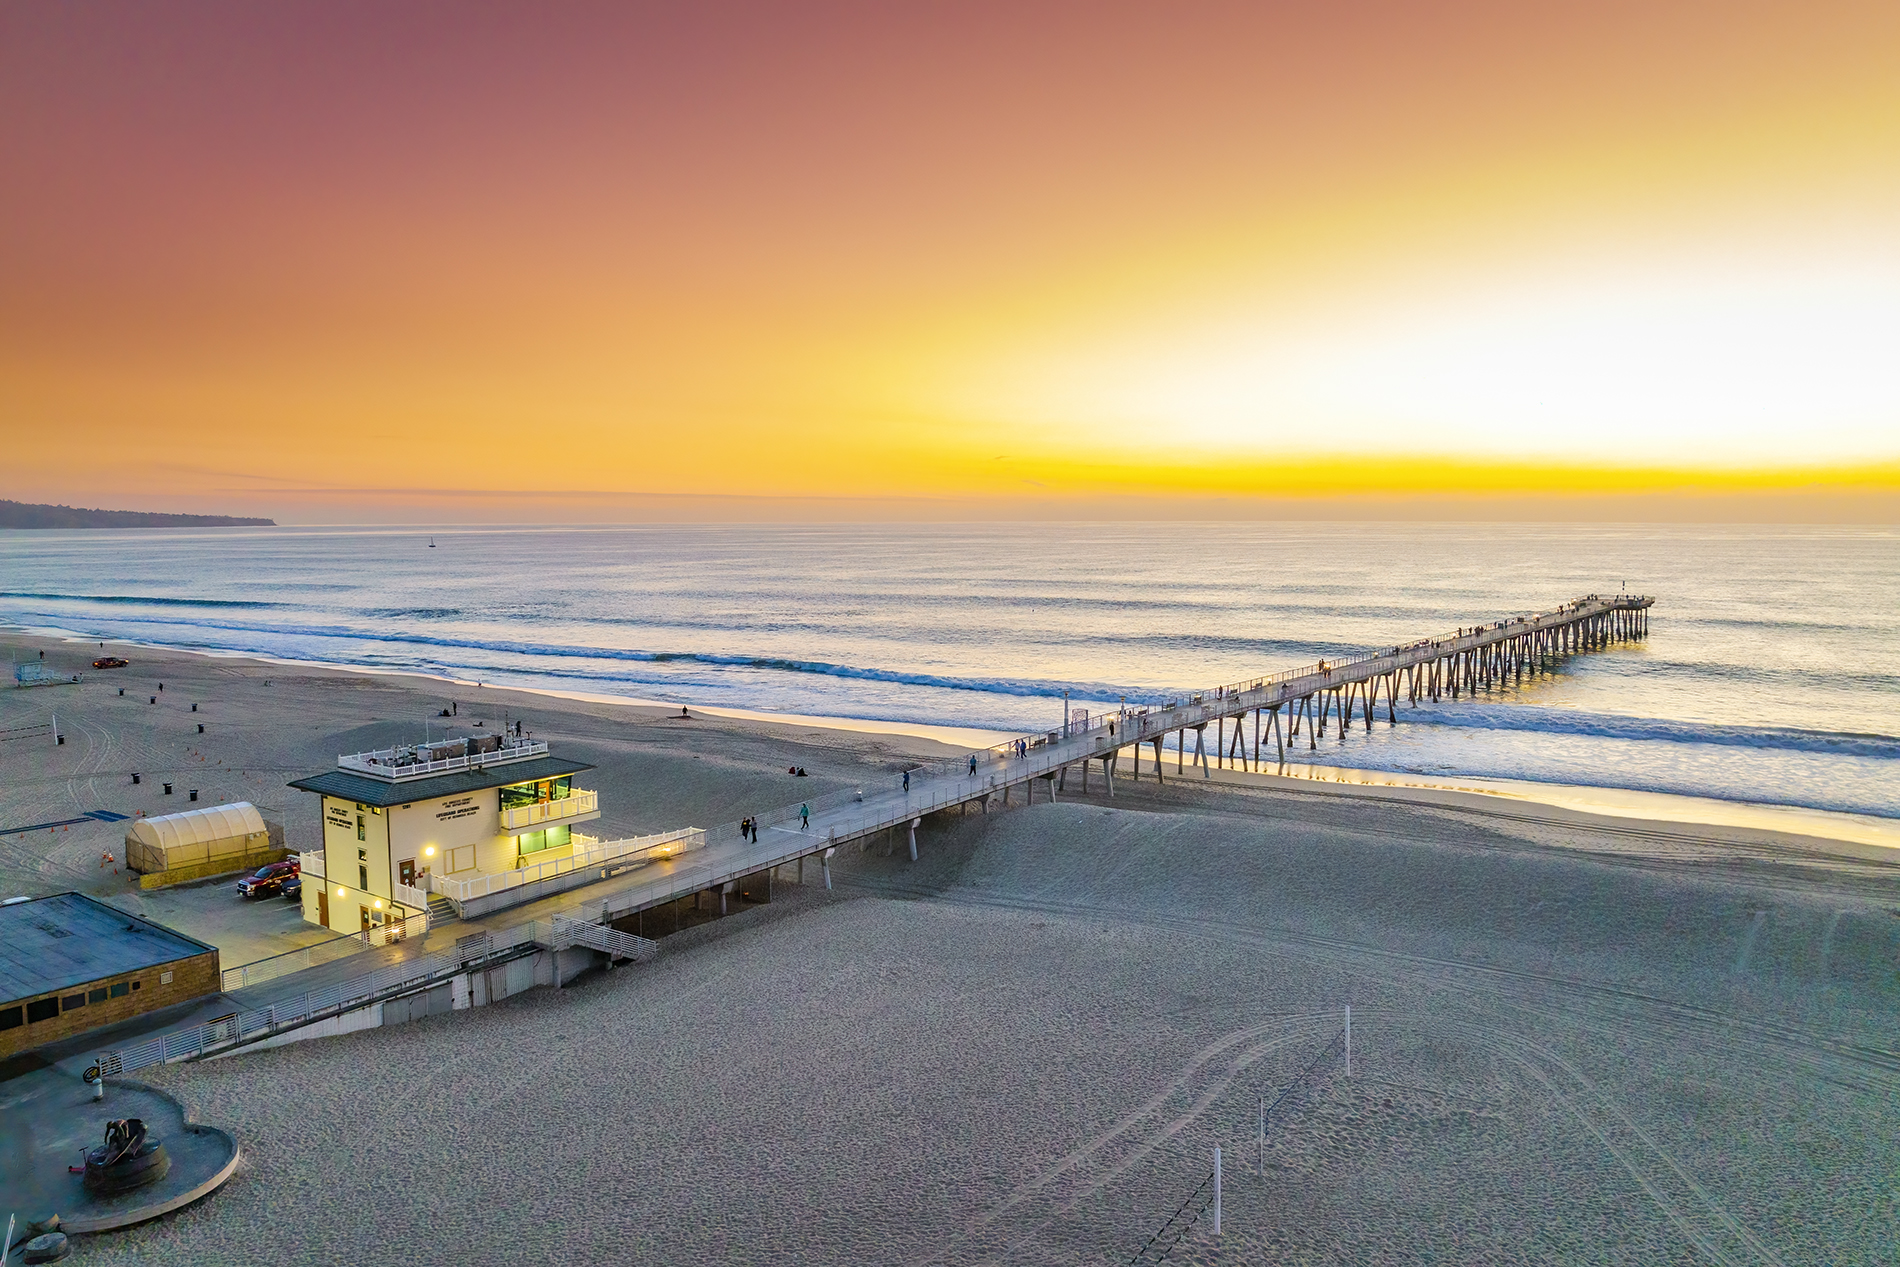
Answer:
xmin=3 ymin=1 xmax=1897 ymax=521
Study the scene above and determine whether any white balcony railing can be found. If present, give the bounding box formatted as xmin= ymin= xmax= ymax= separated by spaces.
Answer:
xmin=299 ymin=849 xmax=325 ymax=881
xmin=500 ymin=789 xmax=599 ymax=832
xmin=431 ymin=828 xmax=703 ymax=907
xmin=394 ymin=881 xmax=432 ymax=913
xmin=337 ymin=739 xmax=549 ymax=783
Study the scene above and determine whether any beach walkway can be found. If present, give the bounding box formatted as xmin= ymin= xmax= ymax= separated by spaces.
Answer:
xmin=456 ymin=592 xmax=1655 ymax=929
xmin=81 ymin=592 xmax=1651 ymax=1075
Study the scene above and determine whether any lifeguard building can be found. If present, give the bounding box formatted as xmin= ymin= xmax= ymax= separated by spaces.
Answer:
xmin=288 ymin=734 xmax=598 ymax=934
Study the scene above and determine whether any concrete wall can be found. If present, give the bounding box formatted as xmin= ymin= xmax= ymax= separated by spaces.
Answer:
xmin=1 ymin=949 xmax=220 ymax=1060
xmin=217 ymin=945 xmax=595 ymax=1057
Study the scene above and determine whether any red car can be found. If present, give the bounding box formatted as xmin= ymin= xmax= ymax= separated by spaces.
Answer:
xmin=237 ymin=859 xmax=300 ymax=899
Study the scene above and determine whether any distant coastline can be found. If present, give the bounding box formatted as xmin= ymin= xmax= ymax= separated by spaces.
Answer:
xmin=0 ymin=499 xmax=274 ymax=529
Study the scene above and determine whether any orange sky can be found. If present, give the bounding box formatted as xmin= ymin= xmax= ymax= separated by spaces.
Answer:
xmin=2 ymin=1 xmax=1896 ymax=521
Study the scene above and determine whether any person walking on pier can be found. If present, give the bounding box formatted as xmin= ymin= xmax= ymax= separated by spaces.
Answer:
xmin=968 ymin=754 xmax=978 ymax=776
xmin=800 ymin=803 xmax=810 ymax=831
xmin=902 ymin=769 xmax=910 ymax=794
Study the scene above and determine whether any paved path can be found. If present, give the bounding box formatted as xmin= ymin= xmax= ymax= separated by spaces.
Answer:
xmin=69 ymin=592 xmax=1651 ymax=1068
xmin=453 ymin=593 xmax=1655 ymax=926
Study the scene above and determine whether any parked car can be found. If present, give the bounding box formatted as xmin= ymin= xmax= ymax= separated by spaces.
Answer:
xmin=92 ymin=656 xmax=129 ymax=669
xmin=237 ymin=859 xmax=300 ymax=899
xmin=281 ymin=874 xmax=302 ymax=901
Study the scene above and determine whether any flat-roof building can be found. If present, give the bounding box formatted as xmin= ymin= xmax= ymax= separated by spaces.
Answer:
xmin=288 ymin=733 xmax=598 ymax=934
xmin=0 ymin=893 xmax=220 ymax=1059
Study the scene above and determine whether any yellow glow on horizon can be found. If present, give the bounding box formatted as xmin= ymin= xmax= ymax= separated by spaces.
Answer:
xmin=939 ymin=247 xmax=1900 ymax=471
xmin=5 ymin=3 xmax=1899 ymax=519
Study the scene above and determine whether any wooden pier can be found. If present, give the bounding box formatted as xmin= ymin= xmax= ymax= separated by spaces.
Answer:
xmin=459 ymin=593 xmax=1653 ymax=926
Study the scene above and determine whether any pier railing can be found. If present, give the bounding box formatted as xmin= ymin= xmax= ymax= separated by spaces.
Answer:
xmin=219 ymin=910 xmax=431 ymax=993
xmin=432 ymin=827 xmax=703 ymax=912
xmin=978 ymin=592 xmax=1651 ymax=766
xmin=110 ymin=921 xmax=552 ymax=1075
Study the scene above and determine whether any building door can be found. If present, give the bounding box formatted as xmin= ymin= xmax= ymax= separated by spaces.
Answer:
xmin=361 ymin=907 xmax=373 ymax=933
xmin=317 ymin=888 xmax=329 ymax=928
xmin=399 ymin=858 xmax=415 ymax=887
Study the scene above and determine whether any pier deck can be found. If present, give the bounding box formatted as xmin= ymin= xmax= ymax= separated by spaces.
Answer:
xmin=474 ymin=592 xmax=1653 ymax=928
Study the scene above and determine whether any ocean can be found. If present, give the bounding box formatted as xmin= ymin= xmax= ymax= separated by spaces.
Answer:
xmin=3 ymin=522 xmax=1895 ymax=820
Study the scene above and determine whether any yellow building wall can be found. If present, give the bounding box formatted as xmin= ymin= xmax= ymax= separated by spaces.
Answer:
xmin=299 ymin=782 xmax=590 ymax=931
xmin=310 ymin=795 xmax=392 ymax=934
xmin=390 ymin=788 xmax=508 ymax=880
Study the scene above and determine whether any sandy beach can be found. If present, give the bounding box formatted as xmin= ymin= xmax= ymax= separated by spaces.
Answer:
xmin=3 ymin=631 xmax=1897 ymax=1264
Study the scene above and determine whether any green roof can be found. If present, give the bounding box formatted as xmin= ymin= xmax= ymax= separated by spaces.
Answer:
xmin=288 ymin=756 xmax=594 ymax=808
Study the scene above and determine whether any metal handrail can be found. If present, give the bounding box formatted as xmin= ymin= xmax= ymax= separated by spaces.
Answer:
xmin=114 ymin=923 xmax=551 ymax=1075
xmin=978 ymin=593 xmax=1651 ymax=763
xmin=219 ymin=910 xmax=431 ymax=992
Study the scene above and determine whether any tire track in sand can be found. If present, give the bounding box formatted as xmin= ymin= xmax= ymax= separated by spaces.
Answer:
xmin=915 ymin=1012 xmax=1337 ymax=1267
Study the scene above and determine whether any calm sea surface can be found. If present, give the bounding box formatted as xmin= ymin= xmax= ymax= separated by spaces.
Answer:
xmin=3 ymin=523 xmax=1895 ymax=819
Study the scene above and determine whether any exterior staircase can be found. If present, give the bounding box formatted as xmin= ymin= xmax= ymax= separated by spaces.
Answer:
xmin=427 ymin=893 xmax=459 ymax=926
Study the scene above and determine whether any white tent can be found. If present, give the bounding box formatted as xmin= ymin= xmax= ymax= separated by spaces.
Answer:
xmin=125 ymin=801 xmax=272 ymax=875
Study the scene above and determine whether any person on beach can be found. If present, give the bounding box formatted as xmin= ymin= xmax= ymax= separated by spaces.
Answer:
xmin=800 ymin=803 xmax=810 ymax=830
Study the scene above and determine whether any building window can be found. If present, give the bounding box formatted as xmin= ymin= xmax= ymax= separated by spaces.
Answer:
xmin=27 ymin=998 xmax=58 ymax=1023
xmin=89 ymin=987 xmax=108 ymax=1004
xmin=63 ymin=994 xmax=86 ymax=1011
xmin=360 ymin=864 xmax=369 ymax=890
xmin=517 ymin=824 xmax=571 ymax=860
xmin=500 ymin=776 xmax=572 ymax=811
xmin=160 ymin=971 xmax=174 ymax=985
xmin=357 ymin=815 xmax=366 ymax=841
xmin=110 ymin=982 xmax=130 ymax=999
xmin=0 ymin=1005 xmax=20 ymax=1030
